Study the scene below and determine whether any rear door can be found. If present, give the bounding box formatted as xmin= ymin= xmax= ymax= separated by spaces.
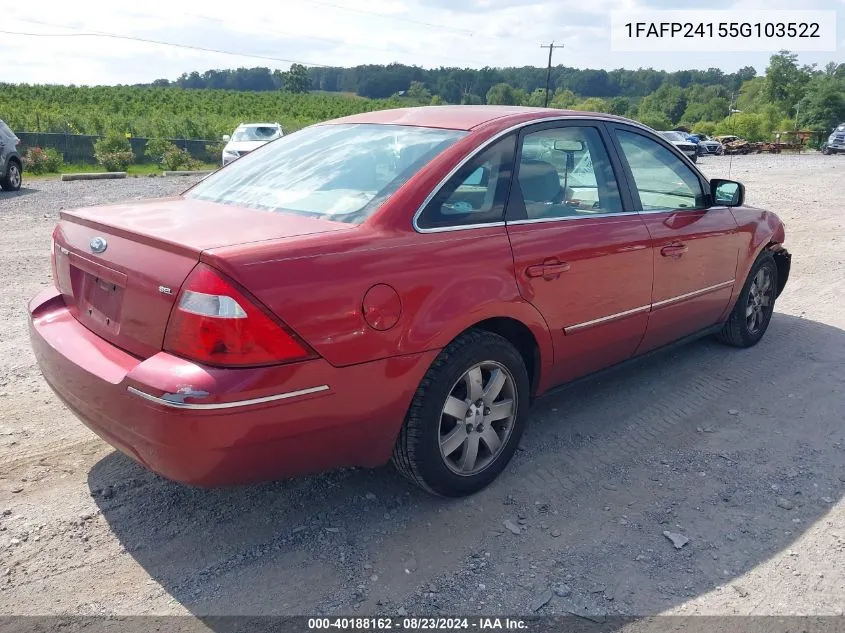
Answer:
xmin=505 ymin=121 xmax=653 ymax=385
xmin=608 ymin=125 xmax=741 ymax=353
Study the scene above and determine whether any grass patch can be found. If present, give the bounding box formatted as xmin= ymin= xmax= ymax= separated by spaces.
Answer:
xmin=26 ymin=162 xmax=218 ymax=179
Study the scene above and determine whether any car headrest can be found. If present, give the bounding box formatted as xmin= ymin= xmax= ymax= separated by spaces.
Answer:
xmin=518 ymin=159 xmax=561 ymax=203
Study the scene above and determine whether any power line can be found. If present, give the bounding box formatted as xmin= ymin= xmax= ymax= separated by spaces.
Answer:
xmin=5 ymin=20 xmax=332 ymax=67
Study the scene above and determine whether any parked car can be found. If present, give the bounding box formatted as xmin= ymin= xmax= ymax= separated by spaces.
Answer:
xmin=691 ymin=133 xmax=724 ymax=156
xmin=658 ymin=130 xmax=698 ymax=163
xmin=29 ymin=106 xmax=791 ymax=497
xmin=221 ymin=123 xmax=283 ymax=165
xmin=822 ymin=123 xmax=845 ymax=154
xmin=0 ymin=119 xmax=22 ymax=192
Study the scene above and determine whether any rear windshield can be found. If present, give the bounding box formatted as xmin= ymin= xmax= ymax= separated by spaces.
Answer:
xmin=231 ymin=126 xmax=281 ymax=142
xmin=187 ymin=123 xmax=465 ymax=224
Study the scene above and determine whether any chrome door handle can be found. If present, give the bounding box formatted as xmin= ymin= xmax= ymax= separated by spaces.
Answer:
xmin=526 ymin=259 xmax=570 ymax=280
xmin=660 ymin=244 xmax=688 ymax=258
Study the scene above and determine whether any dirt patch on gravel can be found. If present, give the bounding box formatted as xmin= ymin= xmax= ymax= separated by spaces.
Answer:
xmin=0 ymin=157 xmax=843 ymax=620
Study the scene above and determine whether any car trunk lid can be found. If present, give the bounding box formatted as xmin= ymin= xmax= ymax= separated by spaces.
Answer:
xmin=52 ymin=196 xmax=350 ymax=359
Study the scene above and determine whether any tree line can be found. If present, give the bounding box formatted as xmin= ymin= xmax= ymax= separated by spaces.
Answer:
xmin=3 ymin=53 xmax=842 ymax=146
xmin=153 ymin=63 xmax=756 ymax=101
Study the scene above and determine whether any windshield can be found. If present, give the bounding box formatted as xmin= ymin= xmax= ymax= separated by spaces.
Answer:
xmin=231 ymin=126 xmax=282 ymax=142
xmin=187 ymin=123 xmax=466 ymax=224
xmin=660 ymin=131 xmax=687 ymax=142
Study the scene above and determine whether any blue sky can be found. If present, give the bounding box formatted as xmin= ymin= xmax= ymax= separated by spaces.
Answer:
xmin=1 ymin=0 xmax=842 ymax=85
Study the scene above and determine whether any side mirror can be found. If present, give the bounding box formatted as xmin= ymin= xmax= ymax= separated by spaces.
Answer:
xmin=222 ymin=135 xmax=230 ymax=142
xmin=711 ymin=179 xmax=744 ymax=207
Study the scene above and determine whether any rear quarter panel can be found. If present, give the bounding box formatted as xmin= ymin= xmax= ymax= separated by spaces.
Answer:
xmin=205 ymin=227 xmax=555 ymax=385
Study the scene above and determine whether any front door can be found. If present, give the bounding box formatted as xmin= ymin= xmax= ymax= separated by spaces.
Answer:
xmin=609 ymin=126 xmax=741 ymax=353
xmin=505 ymin=121 xmax=653 ymax=385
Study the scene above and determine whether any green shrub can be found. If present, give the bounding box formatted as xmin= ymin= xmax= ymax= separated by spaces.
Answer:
xmin=161 ymin=145 xmax=201 ymax=171
xmin=22 ymin=147 xmax=64 ymax=173
xmin=144 ymin=138 xmax=174 ymax=164
xmin=94 ymin=134 xmax=135 ymax=171
xmin=205 ymin=141 xmax=225 ymax=157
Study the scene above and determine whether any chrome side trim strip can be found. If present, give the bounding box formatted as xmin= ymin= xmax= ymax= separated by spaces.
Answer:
xmin=127 ymin=384 xmax=330 ymax=410
xmin=564 ymin=279 xmax=736 ymax=334
xmin=412 ymin=115 xmax=657 ymax=234
xmin=564 ymin=304 xmax=651 ymax=334
xmin=416 ymin=221 xmax=506 ymax=233
xmin=651 ymin=280 xmax=735 ymax=309
xmin=508 ymin=211 xmax=641 ymax=225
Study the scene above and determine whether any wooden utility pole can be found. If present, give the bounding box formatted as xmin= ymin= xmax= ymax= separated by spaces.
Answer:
xmin=540 ymin=41 xmax=564 ymax=107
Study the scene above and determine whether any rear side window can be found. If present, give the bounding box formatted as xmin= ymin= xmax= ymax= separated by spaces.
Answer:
xmin=416 ymin=135 xmax=515 ymax=230
xmin=615 ymin=130 xmax=706 ymax=211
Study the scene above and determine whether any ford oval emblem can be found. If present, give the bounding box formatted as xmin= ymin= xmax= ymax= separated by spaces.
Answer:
xmin=89 ymin=237 xmax=108 ymax=254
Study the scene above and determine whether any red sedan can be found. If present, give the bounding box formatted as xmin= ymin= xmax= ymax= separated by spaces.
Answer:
xmin=28 ymin=106 xmax=791 ymax=496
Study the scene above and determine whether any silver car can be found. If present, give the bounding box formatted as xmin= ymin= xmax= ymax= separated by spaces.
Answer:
xmin=0 ymin=119 xmax=22 ymax=192
xmin=659 ymin=131 xmax=698 ymax=163
xmin=822 ymin=123 xmax=845 ymax=155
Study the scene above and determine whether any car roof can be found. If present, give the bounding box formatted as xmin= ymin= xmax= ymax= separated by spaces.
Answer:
xmin=328 ymin=106 xmax=634 ymax=131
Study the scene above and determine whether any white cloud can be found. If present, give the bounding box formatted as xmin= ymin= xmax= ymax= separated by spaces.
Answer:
xmin=1 ymin=0 xmax=842 ymax=85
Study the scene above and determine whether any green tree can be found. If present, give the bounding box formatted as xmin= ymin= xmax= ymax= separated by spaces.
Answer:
xmin=486 ymin=83 xmax=517 ymax=105
xmin=636 ymin=112 xmax=672 ymax=131
xmin=407 ymin=81 xmax=432 ymax=103
xmin=607 ymin=97 xmax=630 ymax=115
xmin=549 ymin=89 xmax=577 ymax=109
xmin=573 ymin=97 xmax=609 ymax=113
xmin=430 ymin=95 xmax=445 ymax=105
xmin=798 ymin=76 xmax=845 ymax=132
xmin=525 ymin=89 xmax=548 ymax=107
xmin=764 ymin=51 xmax=811 ymax=112
xmin=284 ymin=64 xmax=311 ymax=93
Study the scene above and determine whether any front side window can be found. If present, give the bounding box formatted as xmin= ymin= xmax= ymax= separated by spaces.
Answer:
xmin=187 ymin=124 xmax=465 ymax=224
xmin=615 ymin=130 xmax=706 ymax=211
xmin=514 ymin=125 xmax=622 ymax=220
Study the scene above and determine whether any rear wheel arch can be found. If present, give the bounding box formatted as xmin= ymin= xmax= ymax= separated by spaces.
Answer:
xmin=467 ymin=317 xmax=541 ymax=397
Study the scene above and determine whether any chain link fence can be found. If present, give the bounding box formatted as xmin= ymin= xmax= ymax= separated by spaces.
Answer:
xmin=13 ymin=132 xmax=219 ymax=165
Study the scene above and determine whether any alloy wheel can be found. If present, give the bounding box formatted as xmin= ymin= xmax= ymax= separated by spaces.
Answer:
xmin=438 ymin=361 xmax=517 ymax=476
xmin=746 ymin=267 xmax=774 ymax=335
xmin=8 ymin=164 xmax=20 ymax=189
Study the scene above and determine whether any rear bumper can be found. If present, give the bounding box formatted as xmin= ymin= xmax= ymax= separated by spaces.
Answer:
xmin=28 ymin=286 xmax=438 ymax=487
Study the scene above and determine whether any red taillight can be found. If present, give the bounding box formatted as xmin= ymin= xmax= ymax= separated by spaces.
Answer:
xmin=163 ymin=263 xmax=312 ymax=367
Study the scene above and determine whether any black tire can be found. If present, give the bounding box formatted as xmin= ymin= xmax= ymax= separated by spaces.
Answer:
xmin=0 ymin=160 xmax=22 ymax=192
xmin=690 ymin=153 xmax=698 ymax=164
xmin=716 ymin=251 xmax=778 ymax=348
xmin=822 ymin=146 xmax=831 ymax=155
xmin=392 ymin=329 xmax=530 ymax=497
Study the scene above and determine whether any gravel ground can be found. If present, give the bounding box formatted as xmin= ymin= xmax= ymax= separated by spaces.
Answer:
xmin=0 ymin=156 xmax=843 ymax=623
